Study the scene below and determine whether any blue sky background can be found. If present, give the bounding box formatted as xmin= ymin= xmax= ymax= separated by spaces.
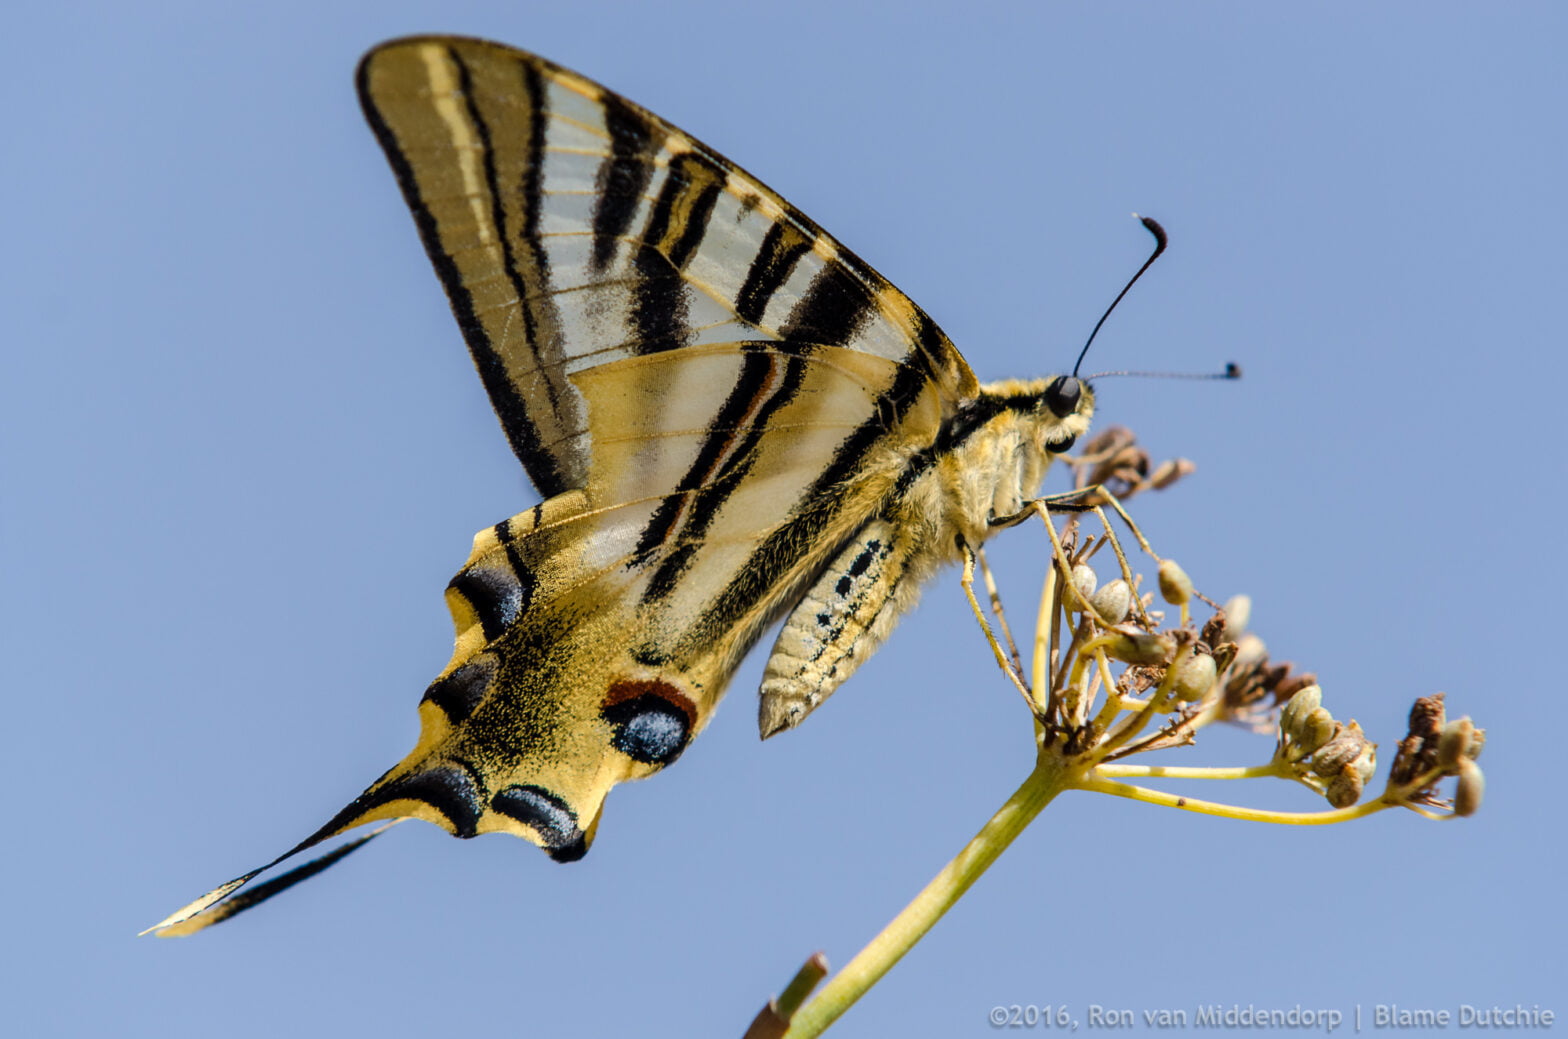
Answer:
xmin=5 ymin=3 xmax=1563 ymax=1036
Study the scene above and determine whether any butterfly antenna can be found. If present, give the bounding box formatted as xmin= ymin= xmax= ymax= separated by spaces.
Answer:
xmin=1085 ymin=362 xmax=1242 ymax=381
xmin=1072 ymin=214 xmax=1168 ymax=379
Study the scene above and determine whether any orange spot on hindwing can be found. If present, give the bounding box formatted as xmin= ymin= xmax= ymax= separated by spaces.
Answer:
xmin=600 ymin=679 xmax=697 ymax=767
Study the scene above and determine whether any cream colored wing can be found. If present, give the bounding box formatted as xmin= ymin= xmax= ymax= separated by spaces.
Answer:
xmin=357 ymin=35 xmax=979 ymax=498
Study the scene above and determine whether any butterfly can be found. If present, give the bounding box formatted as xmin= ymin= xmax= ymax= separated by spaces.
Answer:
xmin=148 ymin=34 xmax=1109 ymax=935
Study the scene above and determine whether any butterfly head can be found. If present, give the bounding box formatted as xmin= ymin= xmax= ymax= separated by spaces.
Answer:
xmin=1042 ymin=375 xmax=1091 ymax=453
xmin=1035 ymin=374 xmax=1095 ymax=455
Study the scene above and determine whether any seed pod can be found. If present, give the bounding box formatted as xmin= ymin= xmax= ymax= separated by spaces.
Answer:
xmin=1089 ymin=580 xmax=1132 ymax=624
xmin=1232 ymin=633 xmax=1267 ymax=670
xmin=1298 ymin=707 xmax=1338 ymax=756
xmin=1101 ymin=630 xmax=1175 ymax=665
xmin=1065 ymin=563 xmax=1098 ymax=613
xmin=1455 ymin=759 xmax=1484 ymax=816
xmin=1312 ymin=722 xmax=1368 ymax=777
xmin=1173 ymin=652 xmax=1218 ymax=702
xmin=1325 ymin=768 xmax=1364 ymax=809
xmin=1436 ymin=718 xmax=1475 ymax=770
xmin=1149 ymin=458 xmax=1196 ymax=490
xmin=1158 ymin=559 xmax=1193 ymax=606
xmin=1280 ymin=684 xmax=1323 ymax=735
xmin=1221 ymin=595 xmax=1252 ymax=639
xmin=1351 ymin=742 xmax=1377 ymax=785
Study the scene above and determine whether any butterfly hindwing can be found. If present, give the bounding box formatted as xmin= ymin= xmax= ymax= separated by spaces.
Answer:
xmin=376 ymin=342 xmax=952 ymax=851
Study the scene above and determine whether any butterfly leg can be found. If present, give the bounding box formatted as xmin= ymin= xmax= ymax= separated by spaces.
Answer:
xmin=957 ymin=538 xmax=1038 ymax=710
xmin=987 ymin=485 xmax=1108 ymax=529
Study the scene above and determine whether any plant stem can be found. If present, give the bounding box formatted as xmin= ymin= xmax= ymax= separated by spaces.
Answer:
xmin=1077 ymin=775 xmax=1389 ymax=824
xmin=782 ymin=757 xmax=1072 ymax=1037
xmin=1093 ymin=762 xmax=1284 ymax=781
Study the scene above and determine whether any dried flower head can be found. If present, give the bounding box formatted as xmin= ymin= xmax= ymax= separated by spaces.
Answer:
xmin=957 ymin=470 xmax=1484 ymax=825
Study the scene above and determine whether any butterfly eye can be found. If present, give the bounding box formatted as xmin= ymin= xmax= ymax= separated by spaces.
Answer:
xmin=1047 ymin=433 xmax=1078 ymax=454
xmin=1044 ymin=376 xmax=1082 ymax=419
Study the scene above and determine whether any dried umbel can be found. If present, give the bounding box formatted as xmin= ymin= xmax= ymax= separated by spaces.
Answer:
xmin=956 ymin=486 xmax=1483 ymax=824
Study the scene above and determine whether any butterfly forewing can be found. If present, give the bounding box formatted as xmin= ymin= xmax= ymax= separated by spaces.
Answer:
xmin=357 ymin=36 xmax=977 ymax=497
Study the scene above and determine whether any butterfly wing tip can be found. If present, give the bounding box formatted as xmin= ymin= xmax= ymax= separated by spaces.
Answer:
xmin=137 ymin=909 xmax=201 ymax=938
xmin=137 ymin=914 xmax=193 ymax=938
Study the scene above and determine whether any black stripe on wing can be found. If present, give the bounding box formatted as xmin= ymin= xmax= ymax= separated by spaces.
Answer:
xmin=736 ymin=222 xmax=813 ymax=325
xmin=592 ymin=93 xmax=658 ymax=273
xmin=638 ymin=346 xmax=812 ymax=602
xmin=357 ymin=45 xmax=572 ymax=497
xmin=675 ymin=355 xmax=935 ymax=656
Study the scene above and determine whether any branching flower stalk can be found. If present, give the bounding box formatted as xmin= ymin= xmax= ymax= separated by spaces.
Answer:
xmin=746 ymin=428 xmax=1485 ymax=1039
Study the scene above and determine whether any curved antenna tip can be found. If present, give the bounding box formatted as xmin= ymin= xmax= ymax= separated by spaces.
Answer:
xmin=1071 ymin=216 xmax=1169 ymax=377
xmin=1131 ymin=212 xmax=1168 ymax=244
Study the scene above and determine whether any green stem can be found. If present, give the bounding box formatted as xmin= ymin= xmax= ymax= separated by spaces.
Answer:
xmin=782 ymin=758 xmax=1072 ymax=1038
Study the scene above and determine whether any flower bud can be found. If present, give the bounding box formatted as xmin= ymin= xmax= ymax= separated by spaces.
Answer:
xmin=1157 ymin=559 xmax=1193 ymax=606
xmin=1089 ymin=579 xmax=1132 ymax=624
xmin=1173 ymin=652 xmax=1218 ymax=702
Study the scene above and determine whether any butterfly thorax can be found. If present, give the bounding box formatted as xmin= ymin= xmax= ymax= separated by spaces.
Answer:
xmin=917 ymin=376 xmax=1095 ymax=551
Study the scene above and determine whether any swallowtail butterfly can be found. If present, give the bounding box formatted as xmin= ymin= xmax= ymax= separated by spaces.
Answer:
xmin=150 ymin=35 xmax=1109 ymax=935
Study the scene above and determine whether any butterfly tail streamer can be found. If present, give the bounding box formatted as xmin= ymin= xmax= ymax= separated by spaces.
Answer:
xmin=142 ymin=818 xmax=406 ymax=938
